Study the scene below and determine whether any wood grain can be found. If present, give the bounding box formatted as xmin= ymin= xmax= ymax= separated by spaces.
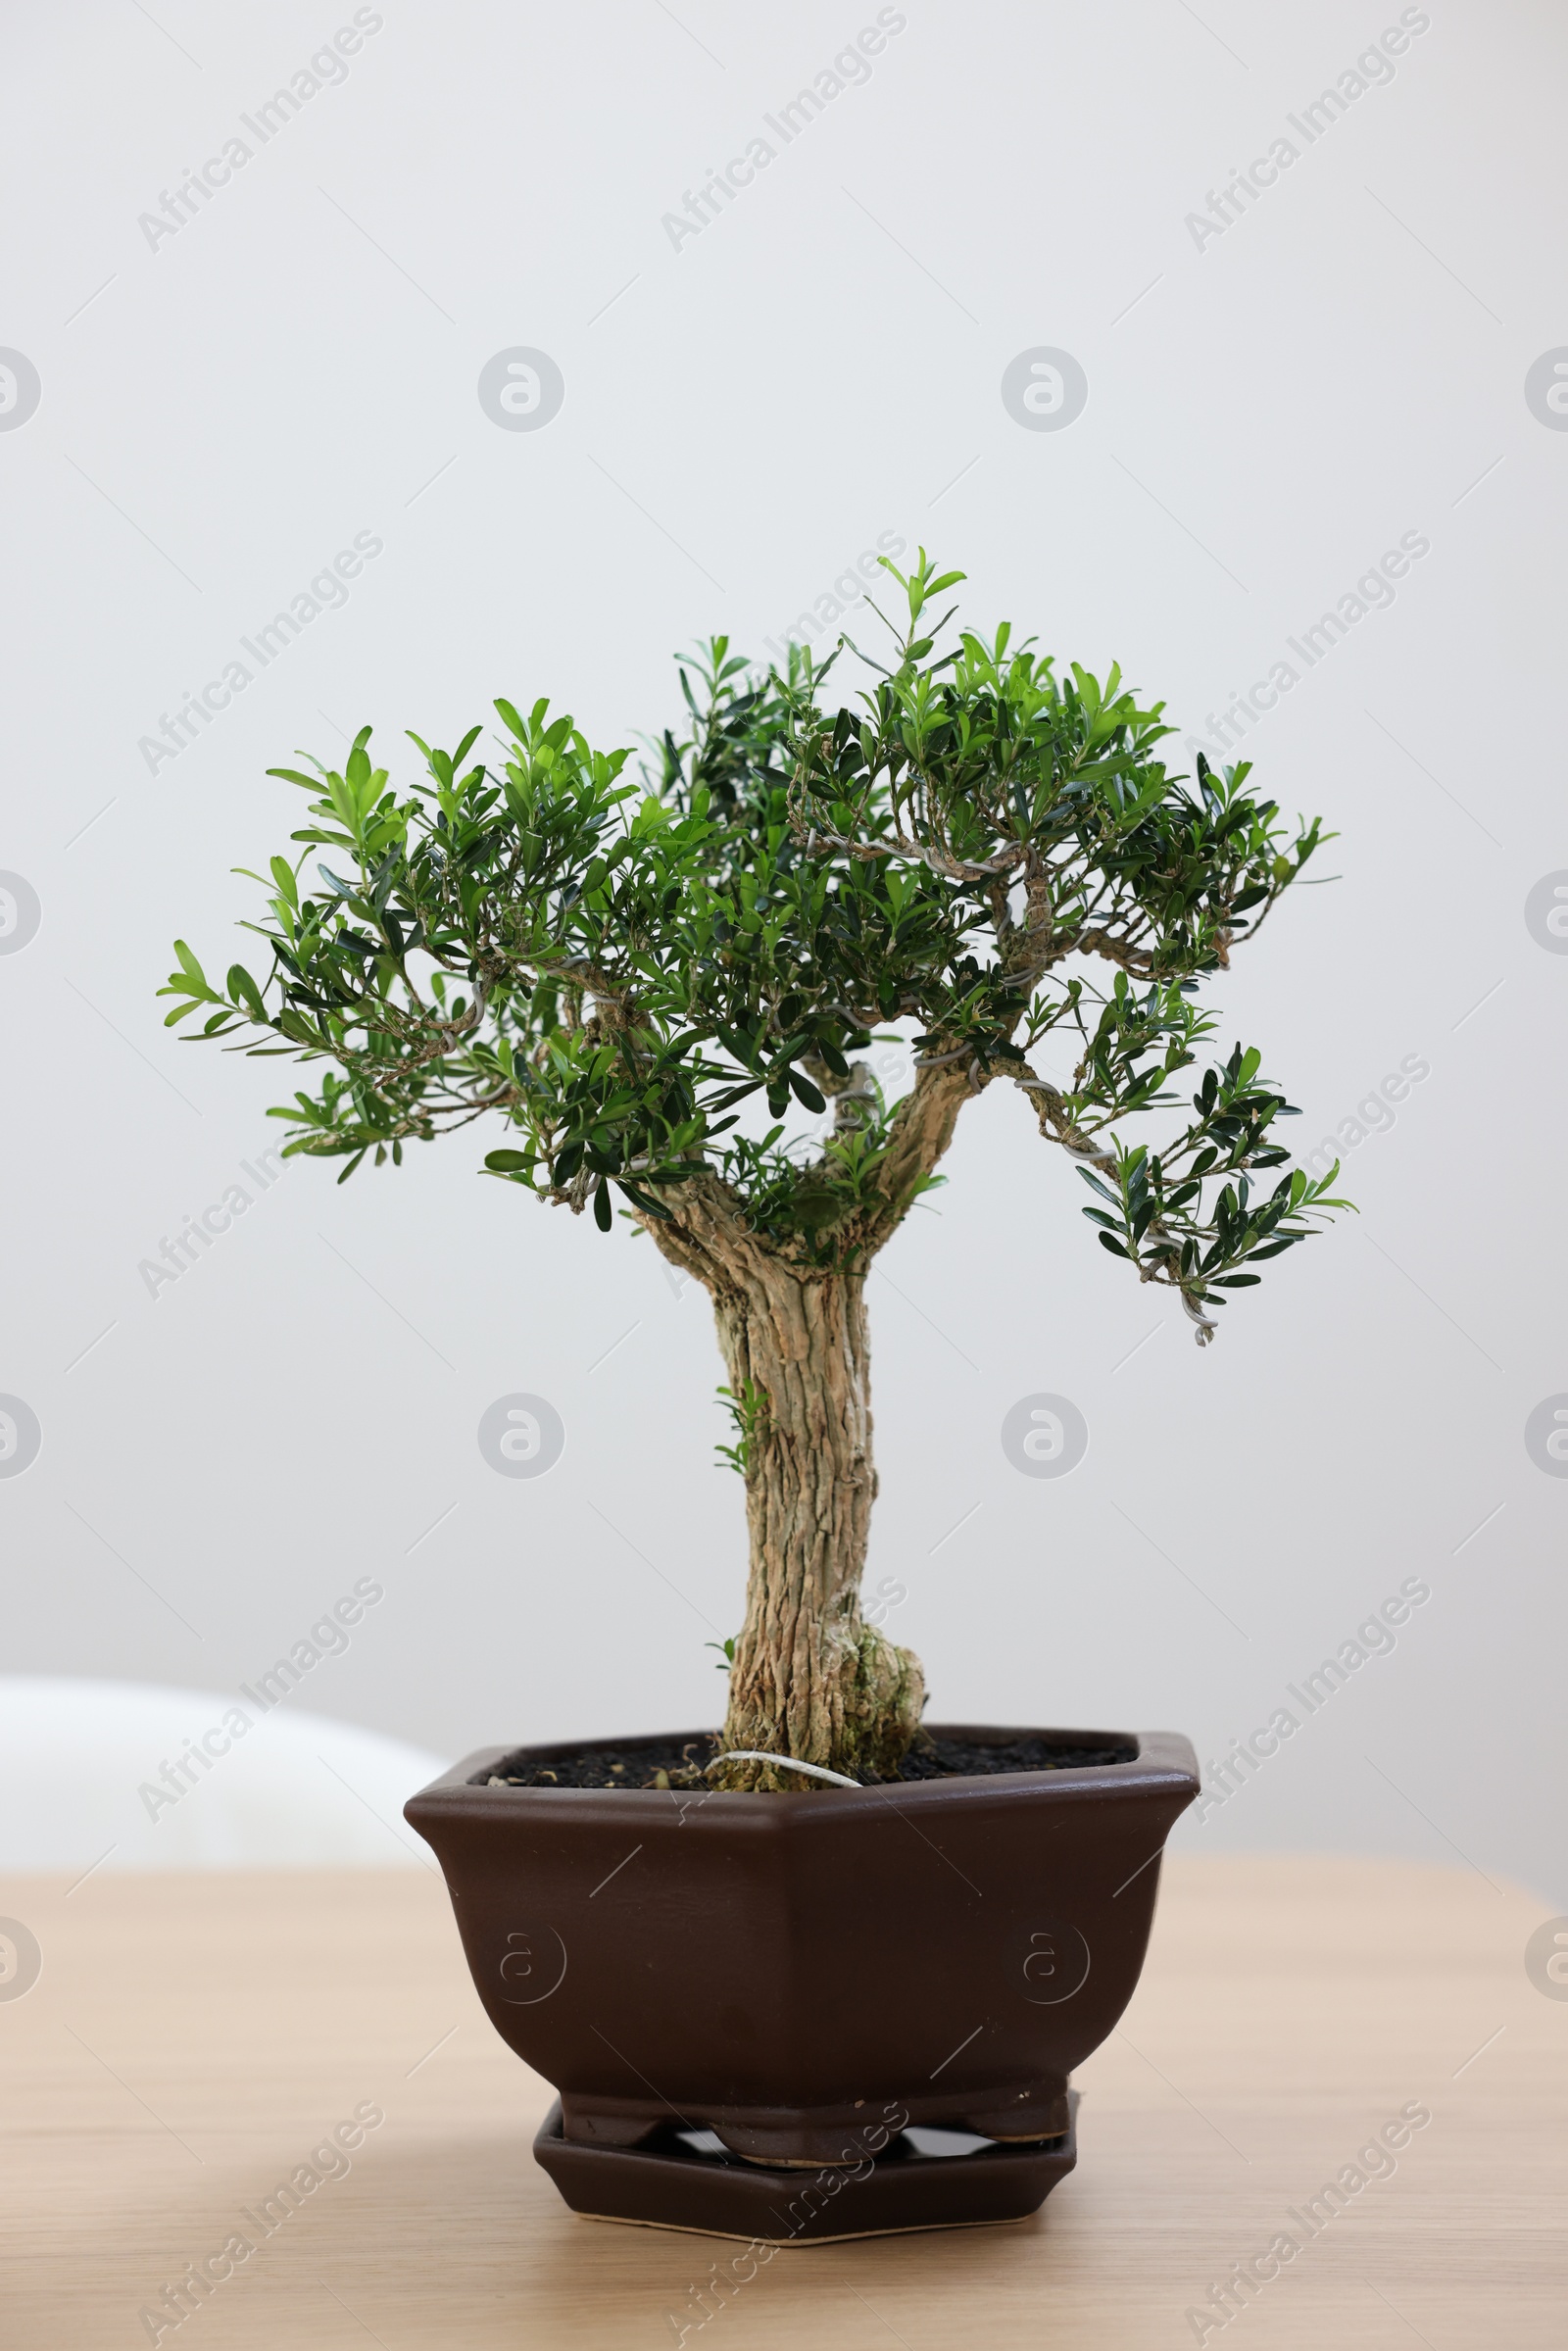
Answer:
xmin=1 ymin=1853 xmax=1562 ymax=2347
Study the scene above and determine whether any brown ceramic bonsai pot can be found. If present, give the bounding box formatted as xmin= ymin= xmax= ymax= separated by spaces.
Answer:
xmin=406 ymin=1723 xmax=1198 ymax=2239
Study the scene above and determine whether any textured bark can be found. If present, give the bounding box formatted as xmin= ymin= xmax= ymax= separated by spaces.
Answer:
xmin=640 ymin=1178 xmax=923 ymax=1788
xmin=859 ymin=1061 xmax=976 ymax=1253
xmin=711 ymin=1263 xmax=923 ymax=1788
xmin=635 ymin=1063 xmax=984 ymax=1789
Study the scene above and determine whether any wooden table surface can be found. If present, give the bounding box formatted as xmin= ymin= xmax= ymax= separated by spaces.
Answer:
xmin=2 ymin=1853 xmax=1563 ymax=2348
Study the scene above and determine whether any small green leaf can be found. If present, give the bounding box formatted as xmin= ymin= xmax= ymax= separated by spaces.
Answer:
xmin=226 ymin=964 xmax=266 ymax=1019
xmin=617 ymin=1181 xmax=672 ymax=1220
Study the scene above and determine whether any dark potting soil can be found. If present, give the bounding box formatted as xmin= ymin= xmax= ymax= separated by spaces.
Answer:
xmin=895 ymin=1735 xmax=1137 ymax=1781
xmin=480 ymin=1733 xmax=1137 ymax=1791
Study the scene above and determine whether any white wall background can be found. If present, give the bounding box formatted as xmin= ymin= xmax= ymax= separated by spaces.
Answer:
xmin=2 ymin=1 xmax=1564 ymax=1901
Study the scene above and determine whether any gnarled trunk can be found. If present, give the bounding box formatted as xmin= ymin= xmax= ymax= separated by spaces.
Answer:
xmin=637 ymin=1063 xmax=976 ymax=1788
xmin=710 ymin=1261 xmax=923 ymax=1788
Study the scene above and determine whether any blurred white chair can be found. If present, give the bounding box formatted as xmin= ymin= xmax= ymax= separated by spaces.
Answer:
xmin=0 ymin=1677 xmax=449 ymax=1871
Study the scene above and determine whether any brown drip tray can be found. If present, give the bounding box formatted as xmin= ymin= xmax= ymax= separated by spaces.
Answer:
xmin=532 ymin=2093 xmax=1078 ymax=2243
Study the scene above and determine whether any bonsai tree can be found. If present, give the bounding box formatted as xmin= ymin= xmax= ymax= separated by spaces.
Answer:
xmin=163 ymin=553 xmax=1343 ymax=1788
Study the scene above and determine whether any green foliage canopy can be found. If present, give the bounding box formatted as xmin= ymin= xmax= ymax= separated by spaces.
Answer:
xmin=162 ymin=552 xmax=1347 ymax=1337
